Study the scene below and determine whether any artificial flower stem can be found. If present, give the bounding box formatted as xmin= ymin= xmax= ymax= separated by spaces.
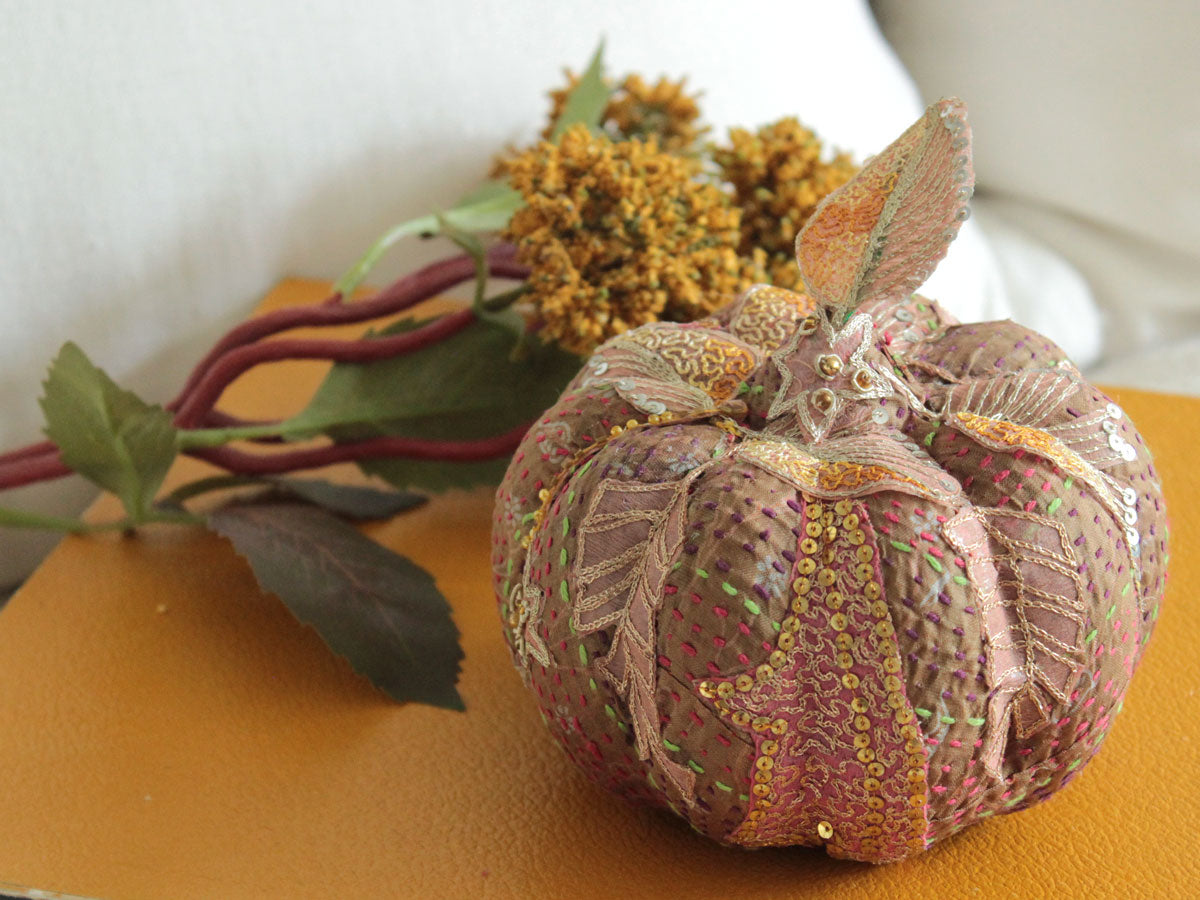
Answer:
xmin=172 ymin=247 xmax=526 ymax=407
xmin=185 ymin=421 xmax=533 ymax=475
xmin=172 ymin=307 xmax=478 ymax=428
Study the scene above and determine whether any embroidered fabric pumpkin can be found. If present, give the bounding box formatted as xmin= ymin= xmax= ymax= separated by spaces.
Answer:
xmin=490 ymin=99 xmax=1167 ymax=863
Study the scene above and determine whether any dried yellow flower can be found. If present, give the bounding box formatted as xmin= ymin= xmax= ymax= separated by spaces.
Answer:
xmin=541 ymin=72 xmax=704 ymax=154
xmin=503 ymin=124 xmax=763 ymax=355
xmin=713 ymin=118 xmax=858 ymax=289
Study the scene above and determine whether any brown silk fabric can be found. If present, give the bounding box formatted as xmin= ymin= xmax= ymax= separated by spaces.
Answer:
xmin=491 ymin=282 xmax=1167 ymax=863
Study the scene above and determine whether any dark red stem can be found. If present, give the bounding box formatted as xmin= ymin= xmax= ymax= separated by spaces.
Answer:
xmin=172 ymin=308 xmax=476 ymax=427
xmin=171 ymin=245 xmax=525 ymax=408
xmin=186 ymin=421 xmax=531 ymax=475
xmin=0 ymin=247 xmax=532 ymax=493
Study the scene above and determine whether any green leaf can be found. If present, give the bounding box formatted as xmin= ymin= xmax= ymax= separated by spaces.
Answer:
xmin=267 ymin=478 xmax=426 ymax=520
xmin=284 ymin=317 xmax=582 ymax=492
xmin=333 ymin=185 xmax=524 ymax=298
xmin=209 ymin=502 xmax=464 ymax=710
xmin=39 ymin=342 xmax=177 ymax=522
xmin=164 ymin=475 xmax=426 ymax=521
xmin=549 ymin=40 xmax=610 ymax=140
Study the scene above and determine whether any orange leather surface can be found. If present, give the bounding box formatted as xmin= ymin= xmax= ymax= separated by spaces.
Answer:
xmin=1 ymin=279 xmax=1197 ymax=899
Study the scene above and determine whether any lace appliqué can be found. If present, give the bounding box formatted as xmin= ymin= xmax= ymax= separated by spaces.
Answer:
xmin=569 ymin=466 xmax=711 ymax=802
xmin=943 ymin=508 xmax=1087 ymax=776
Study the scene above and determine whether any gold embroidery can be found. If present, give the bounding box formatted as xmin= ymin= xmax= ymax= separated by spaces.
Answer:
xmin=728 ymin=285 xmax=814 ymax=352
xmin=738 ymin=439 xmax=939 ymax=499
xmin=621 ymin=326 xmax=757 ymax=401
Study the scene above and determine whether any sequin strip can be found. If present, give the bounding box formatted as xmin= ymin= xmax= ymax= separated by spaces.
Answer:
xmin=697 ymin=499 xmax=929 ymax=861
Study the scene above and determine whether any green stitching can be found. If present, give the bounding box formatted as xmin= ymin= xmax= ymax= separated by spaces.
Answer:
xmin=721 ymin=581 xmax=737 ymax=596
xmin=924 ymin=553 xmax=944 ymax=573
xmin=1047 ymin=497 xmax=1062 ymax=515
xmin=890 ymin=540 xmax=914 ymax=553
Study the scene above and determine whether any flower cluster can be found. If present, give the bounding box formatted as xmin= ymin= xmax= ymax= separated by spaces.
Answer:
xmin=502 ymin=124 xmax=762 ymax=355
xmin=542 ymin=73 xmax=705 ymax=154
xmin=712 ymin=117 xmax=857 ymax=289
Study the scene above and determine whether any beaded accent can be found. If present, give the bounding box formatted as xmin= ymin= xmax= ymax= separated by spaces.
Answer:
xmin=697 ymin=499 xmax=928 ymax=862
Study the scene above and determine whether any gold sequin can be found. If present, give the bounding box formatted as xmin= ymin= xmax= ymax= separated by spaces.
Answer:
xmin=791 ymin=596 xmax=810 ymax=615
xmin=731 ymin=710 xmax=750 ymax=726
xmin=817 ymin=820 xmax=834 ymax=840
xmin=755 ymin=664 xmax=774 ymax=682
xmin=824 ymin=526 xmax=838 ymax=543
xmin=835 ymin=500 xmax=852 ymax=516
xmin=818 ymin=568 xmax=837 ymax=587
xmin=769 ymin=649 xmax=788 ymax=667
xmin=752 ymin=783 xmax=771 ymax=798
xmin=905 ymin=739 xmax=924 ymax=754
xmin=717 ymin=681 xmax=735 ymax=699
xmin=752 ymin=716 xmax=771 ymax=732
xmin=907 ymin=768 xmax=925 ymax=784
xmin=753 ymin=769 xmax=771 ymax=784
xmin=867 ymin=761 xmax=885 ymax=777
xmin=900 ymin=724 xmax=921 ymax=741
xmin=807 ymin=502 xmax=825 ymax=519
xmin=895 ymin=707 xmax=914 ymax=724
xmin=835 ymin=633 xmax=854 ymax=650
xmin=825 ymin=590 xmax=843 ymax=609
xmin=792 ymin=576 xmax=812 ymax=594
xmin=854 ymin=563 xmax=874 ymax=582
xmin=884 ymin=675 xmax=902 ymax=692
xmin=782 ymin=615 xmax=801 ymax=634
xmin=865 ymin=582 xmax=882 ymax=602
xmin=842 ymin=673 xmax=860 ymax=690
xmin=800 ymin=538 xmax=819 ymax=555
xmin=771 ymin=719 xmax=788 ymax=735
xmin=797 ymin=559 xmax=817 ymax=576
xmin=776 ymin=632 xmax=795 ymax=653
xmin=755 ymin=754 xmax=774 ymax=771
xmin=857 ymin=748 xmax=876 ymax=764
xmin=887 ymin=692 xmax=906 ymax=710
xmin=830 ymin=613 xmax=849 ymax=632
xmin=853 ymin=733 xmax=871 ymax=749
xmin=698 ymin=681 xmax=716 ymax=699
xmin=735 ymin=674 xmax=754 ymax=692
xmin=761 ymin=739 xmax=779 ymax=756
xmin=851 ymin=697 xmax=869 ymax=713
xmin=883 ymin=656 xmax=901 ymax=674
xmin=856 ymin=544 xmax=875 ymax=563
xmin=805 ymin=520 xmax=823 ymax=538
xmin=876 ymin=621 xmax=895 ymax=638
xmin=836 ymin=652 xmax=854 ymax=669
xmin=842 ymin=512 xmax=859 ymax=530
xmin=867 ymin=796 xmax=885 ymax=810
xmin=853 ymin=714 xmax=871 ymax=732
xmin=863 ymin=777 xmax=881 ymax=792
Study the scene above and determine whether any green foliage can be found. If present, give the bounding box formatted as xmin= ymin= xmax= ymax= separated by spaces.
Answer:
xmin=39 ymin=342 xmax=177 ymax=523
xmin=550 ymin=41 xmax=610 ymax=140
xmin=286 ymin=316 xmax=581 ymax=491
xmin=209 ymin=501 xmax=464 ymax=710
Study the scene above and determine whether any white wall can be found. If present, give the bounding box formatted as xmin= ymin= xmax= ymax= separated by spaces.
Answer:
xmin=0 ymin=0 xmax=1006 ymax=584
